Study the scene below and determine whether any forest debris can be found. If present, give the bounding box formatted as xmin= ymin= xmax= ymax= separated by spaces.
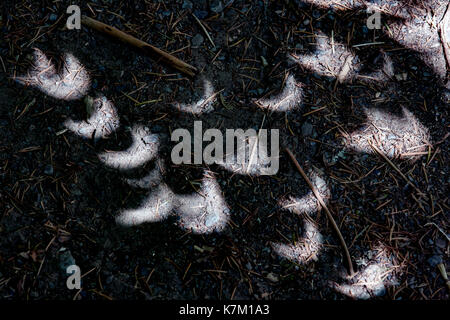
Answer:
xmin=81 ymin=16 xmax=197 ymax=77
xmin=284 ymin=147 xmax=354 ymax=276
xmin=368 ymin=140 xmax=426 ymax=197
xmin=437 ymin=263 xmax=450 ymax=291
xmin=266 ymin=272 xmax=279 ymax=282
xmin=191 ymin=13 xmax=215 ymax=48
xmin=440 ymin=3 xmax=450 ymax=68
xmin=337 ymin=54 xmax=353 ymax=83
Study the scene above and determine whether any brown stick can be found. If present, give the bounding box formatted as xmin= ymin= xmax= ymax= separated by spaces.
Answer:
xmin=440 ymin=3 xmax=450 ymax=69
xmin=81 ymin=15 xmax=198 ymax=77
xmin=284 ymin=147 xmax=355 ymax=276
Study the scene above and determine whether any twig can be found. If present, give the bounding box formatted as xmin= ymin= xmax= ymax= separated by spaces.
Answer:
xmin=368 ymin=140 xmax=431 ymax=214
xmin=284 ymin=147 xmax=355 ymax=276
xmin=191 ymin=13 xmax=215 ymax=48
xmin=81 ymin=16 xmax=197 ymax=77
xmin=368 ymin=140 xmax=424 ymax=196
xmin=424 ymin=222 xmax=450 ymax=242
xmin=437 ymin=263 xmax=450 ymax=292
xmin=440 ymin=3 xmax=450 ymax=68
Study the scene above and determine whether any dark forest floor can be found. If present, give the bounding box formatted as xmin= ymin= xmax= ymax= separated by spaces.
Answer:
xmin=0 ymin=0 xmax=449 ymax=300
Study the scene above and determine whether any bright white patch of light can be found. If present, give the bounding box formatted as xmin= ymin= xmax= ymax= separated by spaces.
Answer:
xmin=16 ymin=48 xmax=90 ymax=100
xmin=296 ymin=0 xmax=364 ymax=10
xmin=176 ymin=174 xmax=230 ymax=234
xmin=98 ymin=125 xmax=160 ymax=170
xmin=272 ymin=219 xmax=323 ymax=264
xmin=343 ymin=106 xmax=431 ymax=160
xmin=116 ymin=183 xmax=175 ymax=226
xmin=297 ymin=0 xmax=409 ymax=14
xmin=118 ymin=170 xmax=230 ymax=233
xmin=332 ymin=244 xmax=398 ymax=299
xmin=357 ymin=0 xmax=447 ymax=78
xmin=279 ymin=169 xmax=330 ymax=215
xmin=218 ymin=155 xmax=272 ymax=176
xmin=218 ymin=144 xmax=279 ymax=176
xmin=387 ymin=13 xmax=446 ymax=79
xmin=272 ymin=169 xmax=329 ymax=264
xmin=215 ymin=129 xmax=280 ymax=176
xmin=175 ymin=79 xmax=216 ymax=114
xmin=64 ymin=96 xmax=120 ymax=140
xmin=298 ymin=0 xmax=446 ymax=79
xmin=255 ymin=75 xmax=303 ymax=112
xmin=289 ymin=32 xmax=359 ymax=82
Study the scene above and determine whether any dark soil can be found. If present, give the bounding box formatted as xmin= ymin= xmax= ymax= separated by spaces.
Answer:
xmin=0 ymin=0 xmax=448 ymax=300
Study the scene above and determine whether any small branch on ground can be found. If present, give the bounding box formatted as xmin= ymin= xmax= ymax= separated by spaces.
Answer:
xmin=81 ymin=15 xmax=198 ymax=77
xmin=440 ymin=3 xmax=450 ymax=69
xmin=284 ymin=147 xmax=355 ymax=276
xmin=437 ymin=263 xmax=450 ymax=292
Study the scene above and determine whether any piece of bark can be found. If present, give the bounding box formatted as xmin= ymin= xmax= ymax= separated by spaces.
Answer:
xmin=81 ymin=16 xmax=198 ymax=77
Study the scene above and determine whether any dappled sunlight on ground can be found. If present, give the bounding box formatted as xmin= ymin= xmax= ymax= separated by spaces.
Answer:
xmin=118 ymin=169 xmax=230 ymax=234
xmin=255 ymin=74 xmax=303 ymax=112
xmin=272 ymin=170 xmax=329 ymax=264
xmin=300 ymin=0 xmax=448 ymax=79
xmin=279 ymin=169 xmax=330 ymax=215
xmin=356 ymin=51 xmax=395 ymax=83
xmin=116 ymin=183 xmax=175 ymax=226
xmin=217 ymin=129 xmax=280 ymax=176
xmin=342 ymin=106 xmax=431 ymax=160
xmin=272 ymin=220 xmax=323 ymax=264
xmin=388 ymin=14 xmax=446 ymax=79
xmin=296 ymin=0 xmax=365 ymax=10
xmin=11 ymin=0 xmax=445 ymax=297
xmin=332 ymin=244 xmax=399 ymax=299
xmin=289 ymin=32 xmax=395 ymax=84
xmin=176 ymin=173 xmax=231 ymax=234
xmin=64 ymin=96 xmax=120 ymax=140
xmin=289 ymin=32 xmax=359 ymax=82
xmin=174 ymin=79 xmax=216 ymax=114
xmin=98 ymin=125 xmax=160 ymax=170
xmin=15 ymin=48 xmax=90 ymax=100
xmin=15 ymin=48 xmax=423 ymax=298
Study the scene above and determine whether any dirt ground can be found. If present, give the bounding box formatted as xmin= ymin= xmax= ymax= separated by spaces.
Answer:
xmin=0 ymin=0 xmax=449 ymax=300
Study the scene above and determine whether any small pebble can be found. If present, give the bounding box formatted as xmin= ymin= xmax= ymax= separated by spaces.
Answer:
xmin=192 ymin=33 xmax=204 ymax=47
xmin=427 ymin=255 xmax=442 ymax=267
xmin=194 ymin=10 xmax=208 ymax=19
xmin=266 ymin=272 xmax=279 ymax=282
xmin=182 ymin=0 xmax=193 ymax=10
xmin=210 ymin=0 xmax=223 ymax=13
xmin=301 ymin=122 xmax=314 ymax=137
xmin=44 ymin=164 xmax=54 ymax=175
